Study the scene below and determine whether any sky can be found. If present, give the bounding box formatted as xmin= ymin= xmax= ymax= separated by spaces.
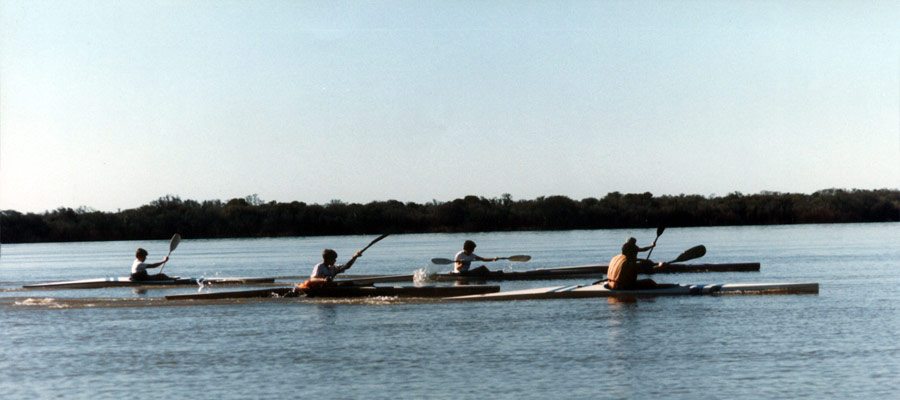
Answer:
xmin=1 ymin=1 xmax=898 ymax=213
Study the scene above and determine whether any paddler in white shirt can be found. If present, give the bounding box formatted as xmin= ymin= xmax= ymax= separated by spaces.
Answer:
xmin=453 ymin=240 xmax=498 ymax=275
xmin=130 ymin=248 xmax=173 ymax=281
xmin=297 ymin=249 xmax=363 ymax=289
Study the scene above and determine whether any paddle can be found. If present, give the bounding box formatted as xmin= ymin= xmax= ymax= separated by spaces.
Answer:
xmin=158 ymin=233 xmax=181 ymax=274
xmin=359 ymin=233 xmax=389 ymax=254
xmin=337 ymin=233 xmax=389 ymax=274
xmin=430 ymin=255 xmax=531 ymax=265
xmin=645 ymin=226 xmax=665 ymax=260
xmin=663 ymin=244 xmax=706 ymax=265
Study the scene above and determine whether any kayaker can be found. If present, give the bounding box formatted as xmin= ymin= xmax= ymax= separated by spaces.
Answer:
xmin=297 ymin=248 xmax=363 ymax=289
xmin=453 ymin=240 xmax=498 ymax=274
xmin=606 ymin=237 xmax=658 ymax=290
xmin=130 ymin=248 xmax=173 ymax=281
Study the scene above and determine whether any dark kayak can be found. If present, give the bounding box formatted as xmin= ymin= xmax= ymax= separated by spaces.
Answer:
xmin=428 ymin=262 xmax=760 ymax=282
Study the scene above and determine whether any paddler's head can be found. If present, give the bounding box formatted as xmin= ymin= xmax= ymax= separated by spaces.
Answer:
xmin=463 ymin=240 xmax=476 ymax=254
xmin=135 ymin=248 xmax=148 ymax=261
xmin=322 ymin=249 xmax=338 ymax=264
xmin=622 ymin=237 xmax=638 ymax=257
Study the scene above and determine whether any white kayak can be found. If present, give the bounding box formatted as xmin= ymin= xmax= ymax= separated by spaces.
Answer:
xmin=445 ymin=282 xmax=819 ymax=301
xmin=23 ymin=276 xmax=275 ymax=289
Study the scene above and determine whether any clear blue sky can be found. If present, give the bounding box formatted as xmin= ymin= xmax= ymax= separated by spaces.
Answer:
xmin=2 ymin=1 xmax=898 ymax=213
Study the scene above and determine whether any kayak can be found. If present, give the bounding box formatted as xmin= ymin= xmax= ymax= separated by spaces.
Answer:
xmin=427 ymin=262 xmax=760 ymax=282
xmin=445 ymin=282 xmax=818 ymax=301
xmin=165 ymin=284 xmax=501 ymax=300
xmin=23 ymin=276 xmax=275 ymax=290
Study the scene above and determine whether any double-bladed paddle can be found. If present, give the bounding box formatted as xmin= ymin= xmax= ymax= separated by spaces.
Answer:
xmin=158 ymin=233 xmax=181 ymax=274
xmin=430 ymin=255 xmax=531 ymax=265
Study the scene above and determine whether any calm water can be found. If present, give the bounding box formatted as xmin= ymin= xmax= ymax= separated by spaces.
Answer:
xmin=2 ymin=224 xmax=898 ymax=399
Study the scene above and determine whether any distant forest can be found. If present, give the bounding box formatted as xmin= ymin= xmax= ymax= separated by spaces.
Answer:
xmin=1 ymin=189 xmax=898 ymax=244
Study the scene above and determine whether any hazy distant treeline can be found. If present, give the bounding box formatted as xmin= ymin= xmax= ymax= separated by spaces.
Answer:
xmin=2 ymin=189 xmax=898 ymax=243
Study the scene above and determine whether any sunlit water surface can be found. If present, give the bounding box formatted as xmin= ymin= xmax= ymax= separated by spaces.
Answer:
xmin=2 ymin=224 xmax=898 ymax=399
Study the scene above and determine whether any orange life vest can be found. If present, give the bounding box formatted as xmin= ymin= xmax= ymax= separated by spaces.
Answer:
xmin=606 ymin=254 xmax=638 ymax=290
xmin=296 ymin=279 xmax=330 ymax=290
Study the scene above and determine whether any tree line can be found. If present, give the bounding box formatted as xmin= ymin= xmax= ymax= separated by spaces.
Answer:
xmin=1 ymin=189 xmax=898 ymax=244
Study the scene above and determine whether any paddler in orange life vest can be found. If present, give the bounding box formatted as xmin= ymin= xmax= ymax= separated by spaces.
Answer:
xmin=297 ymin=249 xmax=363 ymax=289
xmin=454 ymin=240 xmax=498 ymax=274
xmin=606 ymin=237 xmax=658 ymax=290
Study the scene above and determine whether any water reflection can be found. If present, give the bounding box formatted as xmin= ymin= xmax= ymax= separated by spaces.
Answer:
xmin=607 ymin=296 xmax=637 ymax=305
xmin=603 ymin=296 xmax=643 ymax=397
xmin=309 ymin=303 xmax=338 ymax=322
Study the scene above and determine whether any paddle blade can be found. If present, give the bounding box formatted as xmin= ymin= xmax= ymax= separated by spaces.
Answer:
xmin=431 ymin=258 xmax=454 ymax=265
xmin=160 ymin=233 xmax=180 ymax=274
xmin=668 ymin=245 xmax=706 ymax=264
xmin=169 ymin=234 xmax=181 ymax=253
xmin=506 ymin=255 xmax=531 ymax=262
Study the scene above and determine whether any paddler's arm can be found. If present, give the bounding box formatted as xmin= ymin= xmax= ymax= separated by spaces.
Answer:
xmin=637 ymin=244 xmax=657 ymax=265
xmin=337 ymin=250 xmax=364 ymax=274
xmin=637 ymin=244 xmax=655 ymax=252
xmin=146 ymin=256 xmax=169 ymax=269
xmin=476 ymin=256 xmax=499 ymax=262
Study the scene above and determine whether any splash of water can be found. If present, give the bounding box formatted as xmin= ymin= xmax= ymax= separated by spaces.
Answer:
xmin=14 ymin=298 xmax=69 ymax=309
xmin=413 ymin=264 xmax=445 ymax=286
xmin=195 ymin=271 xmax=224 ymax=292
xmin=413 ymin=268 xmax=429 ymax=285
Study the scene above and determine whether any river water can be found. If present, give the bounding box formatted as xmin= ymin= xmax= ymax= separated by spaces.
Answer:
xmin=1 ymin=223 xmax=898 ymax=399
